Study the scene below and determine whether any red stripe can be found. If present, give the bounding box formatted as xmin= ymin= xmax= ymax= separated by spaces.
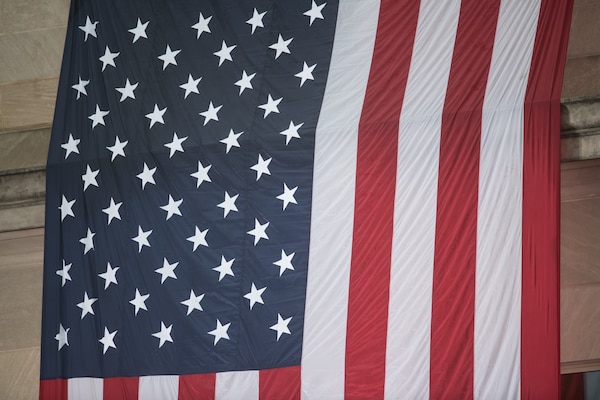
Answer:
xmin=103 ymin=377 xmax=138 ymax=400
xmin=259 ymin=366 xmax=300 ymax=400
xmin=178 ymin=373 xmax=216 ymax=400
xmin=429 ymin=1 xmax=500 ymax=398
xmin=344 ymin=0 xmax=419 ymax=398
xmin=40 ymin=378 xmax=67 ymax=400
xmin=522 ymin=0 xmax=573 ymax=398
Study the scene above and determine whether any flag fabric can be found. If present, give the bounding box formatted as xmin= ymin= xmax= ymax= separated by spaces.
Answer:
xmin=40 ymin=0 xmax=572 ymax=399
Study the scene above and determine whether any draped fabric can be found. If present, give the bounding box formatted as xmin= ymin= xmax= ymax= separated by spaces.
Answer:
xmin=40 ymin=0 xmax=572 ymax=398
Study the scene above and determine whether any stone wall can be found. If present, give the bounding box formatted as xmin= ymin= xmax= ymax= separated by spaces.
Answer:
xmin=0 ymin=0 xmax=68 ymax=233
xmin=0 ymin=0 xmax=66 ymax=130
xmin=559 ymin=0 xmax=600 ymax=376
xmin=562 ymin=0 xmax=600 ymax=100
xmin=0 ymin=1 xmax=68 ymax=398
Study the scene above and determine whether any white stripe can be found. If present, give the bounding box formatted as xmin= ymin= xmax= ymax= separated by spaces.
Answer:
xmin=384 ymin=0 xmax=460 ymax=399
xmin=301 ymin=0 xmax=380 ymax=399
xmin=138 ymin=375 xmax=178 ymax=400
xmin=475 ymin=0 xmax=541 ymax=398
xmin=68 ymin=377 xmax=102 ymax=400
xmin=215 ymin=371 xmax=258 ymax=400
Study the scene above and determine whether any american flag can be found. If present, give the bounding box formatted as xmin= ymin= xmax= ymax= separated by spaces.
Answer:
xmin=40 ymin=0 xmax=572 ymax=399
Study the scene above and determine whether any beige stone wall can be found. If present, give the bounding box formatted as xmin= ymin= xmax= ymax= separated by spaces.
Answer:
xmin=0 ymin=1 xmax=68 ymax=398
xmin=563 ymin=0 xmax=600 ymax=99
xmin=0 ymin=0 xmax=68 ymax=131
xmin=0 ymin=0 xmax=68 ymax=234
xmin=560 ymin=0 xmax=600 ymax=374
xmin=561 ymin=160 xmax=600 ymax=373
xmin=0 ymin=229 xmax=43 ymax=400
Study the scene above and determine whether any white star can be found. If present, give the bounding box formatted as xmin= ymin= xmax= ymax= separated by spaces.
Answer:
xmin=129 ymin=18 xmax=149 ymax=43
xmin=251 ymin=154 xmax=272 ymax=181
xmin=152 ymin=322 xmax=173 ymax=348
xmin=181 ymin=290 xmax=204 ymax=315
xmin=155 ymin=257 xmax=178 ymax=283
xmin=258 ymin=94 xmax=282 ymax=118
xmin=270 ymin=313 xmax=292 ymax=341
xmin=295 ymin=62 xmax=316 ymax=87
xmin=98 ymin=327 xmax=117 ymax=354
xmin=244 ymin=283 xmax=266 ymax=310
xmin=208 ymin=319 xmax=230 ymax=345
xmin=79 ymin=228 xmax=95 ymax=254
xmin=88 ymin=105 xmax=109 ymax=129
xmin=56 ymin=260 xmax=72 ymax=287
xmin=115 ymin=79 xmax=138 ymax=102
xmin=98 ymin=262 xmax=119 ymax=289
xmin=191 ymin=161 xmax=212 ymax=188
xmin=279 ymin=121 xmax=303 ymax=145
xmin=61 ymin=133 xmax=80 ymax=159
xmin=277 ymin=183 xmax=298 ymax=210
xmin=234 ymin=70 xmax=256 ymax=95
xmin=304 ymin=1 xmax=326 ymax=25
xmin=145 ymin=104 xmax=167 ymax=128
xmin=132 ymin=226 xmax=152 ymax=252
xmin=55 ymin=324 xmax=70 ymax=350
xmin=199 ymin=101 xmax=222 ymax=126
xmin=180 ymin=74 xmax=201 ymax=98
xmin=212 ymin=256 xmax=235 ymax=281
xmin=213 ymin=40 xmax=236 ymax=66
xmin=217 ymin=191 xmax=239 ymax=218
xmin=247 ymin=218 xmax=269 ymax=246
xmin=72 ymin=76 xmax=89 ymax=100
xmin=158 ymin=45 xmax=181 ymax=70
xmin=136 ymin=163 xmax=156 ymax=189
xmin=99 ymin=46 xmax=120 ymax=71
xmin=269 ymin=34 xmax=293 ymax=59
xmin=192 ymin=13 xmax=212 ymax=38
xmin=220 ymin=129 xmax=243 ymax=153
xmin=129 ymin=289 xmax=150 ymax=315
xmin=77 ymin=291 xmax=98 ymax=319
xmin=82 ymin=165 xmax=99 ymax=191
xmin=160 ymin=195 xmax=183 ymax=220
xmin=106 ymin=136 xmax=128 ymax=161
xmin=102 ymin=198 xmax=122 ymax=225
xmin=187 ymin=226 xmax=209 ymax=251
xmin=164 ymin=132 xmax=187 ymax=158
xmin=274 ymin=250 xmax=295 ymax=276
xmin=59 ymin=195 xmax=75 ymax=221
xmin=79 ymin=16 xmax=98 ymax=41
xmin=246 ymin=9 xmax=267 ymax=34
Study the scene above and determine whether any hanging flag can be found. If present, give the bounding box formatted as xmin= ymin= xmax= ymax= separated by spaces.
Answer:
xmin=40 ymin=0 xmax=572 ymax=398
